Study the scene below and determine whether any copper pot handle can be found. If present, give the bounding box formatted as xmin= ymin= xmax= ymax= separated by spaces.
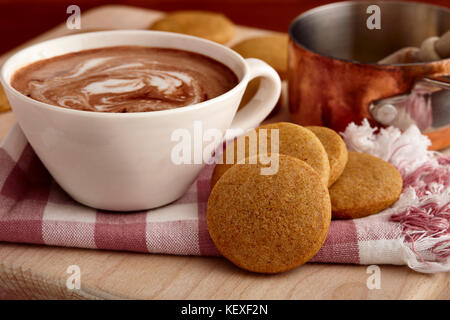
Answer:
xmin=369 ymin=75 xmax=450 ymax=133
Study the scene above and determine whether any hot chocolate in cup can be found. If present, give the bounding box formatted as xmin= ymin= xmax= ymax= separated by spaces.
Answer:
xmin=11 ymin=46 xmax=240 ymax=113
xmin=1 ymin=30 xmax=281 ymax=211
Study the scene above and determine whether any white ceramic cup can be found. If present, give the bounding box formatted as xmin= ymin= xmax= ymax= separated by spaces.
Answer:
xmin=1 ymin=30 xmax=281 ymax=211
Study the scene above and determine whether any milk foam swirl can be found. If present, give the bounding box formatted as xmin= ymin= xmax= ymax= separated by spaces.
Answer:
xmin=12 ymin=47 xmax=238 ymax=113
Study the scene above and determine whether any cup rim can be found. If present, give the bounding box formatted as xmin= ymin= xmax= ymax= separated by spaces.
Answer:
xmin=0 ymin=30 xmax=250 ymax=118
xmin=288 ymin=0 xmax=450 ymax=67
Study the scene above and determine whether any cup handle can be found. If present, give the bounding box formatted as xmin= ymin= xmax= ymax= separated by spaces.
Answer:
xmin=226 ymin=58 xmax=281 ymax=139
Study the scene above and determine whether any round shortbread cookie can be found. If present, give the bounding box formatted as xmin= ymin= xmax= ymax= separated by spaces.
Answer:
xmin=329 ymin=151 xmax=403 ymax=219
xmin=207 ymin=154 xmax=331 ymax=273
xmin=232 ymin=34 xmax=288 ymax=79
xmin=150 ymin=11 xmax=235 ymax=44
xmin=306 ymin=126 xmax=348 ymax=187
xmin=211 ymin=122 xmax=330 ymax=187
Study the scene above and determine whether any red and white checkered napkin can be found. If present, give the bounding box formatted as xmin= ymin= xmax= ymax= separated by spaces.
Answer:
xmin=0 ymin=120 xmax=449 ymax=273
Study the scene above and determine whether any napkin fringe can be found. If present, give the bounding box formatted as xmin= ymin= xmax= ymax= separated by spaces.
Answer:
xmin=342 ymin=120 xmax=450 ymax=273
xmin=391 ymin=188 xmax=450 ymax=273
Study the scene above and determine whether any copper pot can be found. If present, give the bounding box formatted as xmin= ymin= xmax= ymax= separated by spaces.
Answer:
xmin=288 ymin=1 xmax=450 ymax=150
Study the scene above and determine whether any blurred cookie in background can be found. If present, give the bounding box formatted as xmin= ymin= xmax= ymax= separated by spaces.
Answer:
xmin=237 ymin=77 xmax=259 ymax=110
xmin=0 ymin=85 xmax=11 ymax=113
xmin=233 ymin=35 xmax=288 ymax=111
xmin=150 ymin=10 xmax=235 ymax=44
xmin=232 ymin=34 xmax=288 ymax=79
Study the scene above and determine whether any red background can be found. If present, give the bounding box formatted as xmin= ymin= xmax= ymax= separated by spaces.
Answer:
xmin=0 ymin=0 xmax=449 ymax=54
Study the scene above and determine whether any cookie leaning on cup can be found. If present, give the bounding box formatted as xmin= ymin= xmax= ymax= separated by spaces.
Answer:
xmin=211 ymin=122 xmax=330 ymax=187
xmin=207 ymin=154 xmax=331 ymax=274
xmin=329 ymin=152 xmax=403 ymax=219
xmin=149 ymin=10 xmax=235 ymax=44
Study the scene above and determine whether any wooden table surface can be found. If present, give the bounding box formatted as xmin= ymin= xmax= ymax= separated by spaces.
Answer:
xmin=0 ymin=5 xmax=449 ymax=300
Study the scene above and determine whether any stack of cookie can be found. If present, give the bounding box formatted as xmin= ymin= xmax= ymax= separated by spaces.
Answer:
xmin=207 ymin=122 xmax=402 ymax=273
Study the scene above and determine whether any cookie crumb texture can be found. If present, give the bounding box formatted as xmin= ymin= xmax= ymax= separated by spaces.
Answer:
xmin=207 ymin=154 xmax=331 ymax=274
xmin=329 ymin=152 xmax=403 ymax=219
